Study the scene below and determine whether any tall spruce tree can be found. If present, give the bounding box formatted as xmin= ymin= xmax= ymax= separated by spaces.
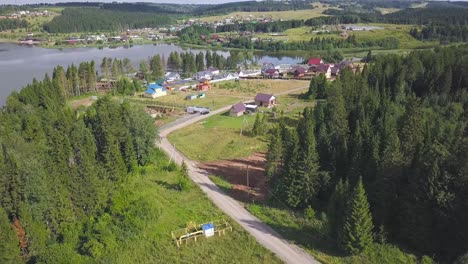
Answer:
xmin=278 ymin=129 xmax=300 ymax=206
xmin=150 ymin=55 xmax=164 ymax=80
xmin=205 ymin=50 xmax=213 ymax=68
xmin=295 ymin=108 xmax=320 ymax=206
xmin=327 ymin=179 xmax=350 ymax=240
xmin=196 ymin=52 xmax=205 ymax=72
xmin=265 ymin=125 xmax=282 ymax=180
xmin=341 ymin=177 xmax=374 ymax=255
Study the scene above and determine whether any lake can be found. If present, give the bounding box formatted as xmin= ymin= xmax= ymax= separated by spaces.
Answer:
xmin=0 ymin=43 xmax=303 ymax=105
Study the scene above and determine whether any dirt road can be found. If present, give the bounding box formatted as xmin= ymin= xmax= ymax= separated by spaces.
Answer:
xmin=157 ymin=86 xmax=319 ymax=264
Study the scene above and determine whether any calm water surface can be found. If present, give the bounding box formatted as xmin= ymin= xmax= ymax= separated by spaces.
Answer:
xmin=0 ymin=43 xmax=302 ymax=105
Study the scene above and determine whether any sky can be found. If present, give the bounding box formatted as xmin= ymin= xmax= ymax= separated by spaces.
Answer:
xmin=2 ymin=0 xmax=254 ymax=5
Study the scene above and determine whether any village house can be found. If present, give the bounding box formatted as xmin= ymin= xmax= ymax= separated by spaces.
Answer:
xmin=263 ymin=68 xmax=280 ymax=79
xmin=261 ymin=62 xmax=276 ymax=73
xmin=207 ymin=67 xmax=220 ymax=76
xmin=290 ymin=66 xmax=308 ymax=78
xmin=238 ymin=69 xmax=261 ymax=78
xmin=308 ymin=57 xmax=324 ymax=67
xmin=316 ymin=64 xmax=332 ymax=79
xmin=144 ymin=83 xmax=167 ymax=98
xmin=255 ymin=93 xmax=276 ymax=108
xmin=230 ymin=103 xmax=246 ymax=117
xmin=196 ymin=79 xmax=211 ymax=91
xmin=165 ymin=72 xmax=180 ymax=82
xmin=331 ymin=66 xmax=340 ymax=77
xmin=196 ymin=70 xmax=212 ymax=80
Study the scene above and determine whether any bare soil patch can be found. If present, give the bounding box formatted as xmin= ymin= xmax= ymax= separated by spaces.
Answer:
xmin=199 ymin=152 xmax=269 ymax=202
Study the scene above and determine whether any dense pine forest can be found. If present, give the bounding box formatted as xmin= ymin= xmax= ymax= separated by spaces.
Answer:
xmin=179 ymin=25 xmax=399 ymax=51
xmin=265 ymin=45 xmax=468 ymax=263
xmin=0 ymin=67 xmax=157 ymax=262
xmin=319 ymin=2 xmax=468 ymax=43
xmin=43 ymin=8 xmax=173 ymax=33
xmin=0 ymin=19 xmax=28 ymax=32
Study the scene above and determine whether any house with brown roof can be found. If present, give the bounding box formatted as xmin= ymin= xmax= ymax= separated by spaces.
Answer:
xmin=230 ymin=103 xmax=246 ymax=117
xmin=331 ymin=66 xmax=340 ymax=77
xmin=254 ymin=93 xmax=276 ymax=108
xmin=263 ymin=68 xmax=279 ymax=79
xmin=316 ymin=64 xmax=332 ymax=79
xmin=291 ymin=66 xmax=307 ymax=78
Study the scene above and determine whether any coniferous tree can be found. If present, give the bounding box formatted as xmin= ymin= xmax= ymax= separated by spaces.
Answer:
xmin=341 ymin=177 xmax=374 ymax=255
xmin=265 ymin=125 xmax=282 ymax=180
xmin=327 ymin=179 xmax=350 ymax=240
xmin=294 ymin=108 xmax=320 ymax=207
xmin=150 ymin=55 xmax=164 ymax=80
xmin=398 ymin=98 xmax=424 ymax=164
xmin=277 ymin=129 xmax=300 ymax=206
xmin=52 ymin=66 xmax=69 ymax=99
xmin=100 ymin=57 xmax=110 ymax=78
xmin=205 ymin=50 xmax=213 ymax=68
xmin=88 ymin=61 xmax=97 ymax=93
xmin=0 ymin=207 xmax=20 ymax=263
xmin=139 ymin=60 xmax=149 ymax=81
xmin=122 ymin=58 xmax=133 ymax=74
xmin=196 ymin=52 xmax=205 ymax=72
xmin=251 ymin=113 xmax=264 ymax=137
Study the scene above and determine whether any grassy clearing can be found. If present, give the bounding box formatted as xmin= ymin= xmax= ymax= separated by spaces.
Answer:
xmin=155 ymin=79 xmax=309 ymax=110
xmin=198 ymin=2 xmax=338 ymax=22
xmin=375 ymin=8 xmax=401 ymax=15
xmin=168 ymin=112 xmax=267 ymax=161
xmin=167 ymin=89 xmax=315 ymax=162
xmin=254 ymin=23 xmax=435 ymax=50
xmin=103 ymin=149 xmax=281 ymax=263
xmin=348 ymin=23 xmax=437 ymax=49
xmin=410 ymin=3 xmax=428 ymax=9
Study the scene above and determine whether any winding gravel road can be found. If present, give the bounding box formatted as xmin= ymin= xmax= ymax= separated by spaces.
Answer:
xmin=157 ymin=85 xmax=319 ymax=264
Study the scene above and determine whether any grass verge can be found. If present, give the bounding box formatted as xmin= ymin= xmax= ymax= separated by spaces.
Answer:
xmin=101 ymin=149 xmax=281 ymax=263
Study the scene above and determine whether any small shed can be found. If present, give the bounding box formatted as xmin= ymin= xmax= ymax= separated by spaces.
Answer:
xmin=202 ymin=223 xmax=215 ymax=238
xmin=245 ymin=104 xmax=258 ymax=113
xmin=230 ymin=103 xmax=246 ymax=117
xmin=186 ymin=94 xmax=197 ymax=100
xmin=254 ymin=93 xmax=276 ymax=108
xmin=197 ymin=79 xmax=211 ymax=91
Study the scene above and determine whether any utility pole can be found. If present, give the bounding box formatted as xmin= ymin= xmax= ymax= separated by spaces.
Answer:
xmin=240 ymin=116 xmax=247 ymax=136
xmin=168 ymin=143 xmax=176 ymax=165
xmin=246 ymin=165 xmax=249 ymax=187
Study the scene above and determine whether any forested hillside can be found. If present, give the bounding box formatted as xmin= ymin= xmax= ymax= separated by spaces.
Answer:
xmin=0 ymin=19 xmax=28 ymax=31
xmin=319 ymin=2 xmax=468 ymax=43
xmin=0 ymin=68 xmax=157 ymax=261
xmin=43 ymin=8 xmax=173 ymax=33
xmin=266 ymin=45 xmax=468 ymax=262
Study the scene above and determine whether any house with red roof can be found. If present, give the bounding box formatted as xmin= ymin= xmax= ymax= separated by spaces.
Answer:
xmin=308 ymin=57 xmax=323 ymax=66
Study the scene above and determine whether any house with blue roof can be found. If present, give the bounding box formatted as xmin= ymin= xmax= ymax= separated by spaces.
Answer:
xmin=144 ymin=83 xmax=167 ymax=98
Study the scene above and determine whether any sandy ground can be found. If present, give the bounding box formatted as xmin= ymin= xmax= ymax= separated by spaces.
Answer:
xmin=200 ymin=152 xmax=269 ymax=202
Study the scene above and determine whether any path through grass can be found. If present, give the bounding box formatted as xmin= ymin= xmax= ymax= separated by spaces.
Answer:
xmin=102 ymin=149 xmax=281 ymax=263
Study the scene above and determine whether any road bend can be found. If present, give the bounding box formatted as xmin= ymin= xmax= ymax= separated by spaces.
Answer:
xmin=157 ymin=85 xmax=319 ymax=264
